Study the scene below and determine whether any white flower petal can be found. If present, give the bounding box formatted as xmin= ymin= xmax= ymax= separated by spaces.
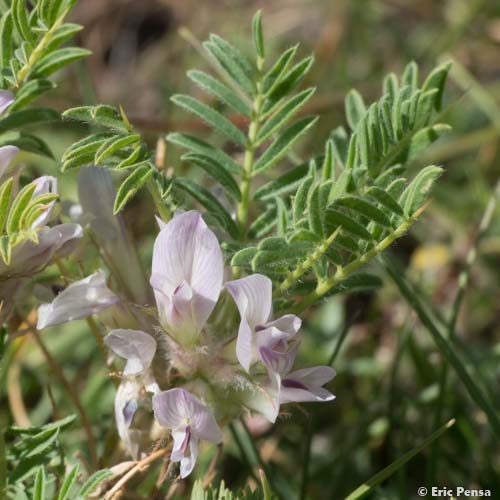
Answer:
xmin=37 ymin=270 xmax=118 ymax=329
xmin=226 ymin=274 xmax=273 ymax=329
xmin=104 ymin=329 xmax=157 ymax=375
xmin=0 ymin=90 xmax=14 ymax=115
xmin=151 ymin=211 xmax=223 ymax=340
xmin=0 ymin=145 xmax=19 ymax=180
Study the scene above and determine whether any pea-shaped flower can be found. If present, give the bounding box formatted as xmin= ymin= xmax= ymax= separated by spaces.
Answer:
xmin=150 ymin=211 xmax=223 ymax=346
xmin=153 ymin=388 xmax=222 ymax=478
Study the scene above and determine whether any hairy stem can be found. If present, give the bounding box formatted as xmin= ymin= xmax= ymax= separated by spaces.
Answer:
xmin=237 ymin=59 xmax=265 ymax=239
xmin=16 ymin=11 xmax=68 ymax=85
xmin=279 ymin=227 xmax=341 ymax=292
xmin=291 ymin=203 xmax=429 ymax=313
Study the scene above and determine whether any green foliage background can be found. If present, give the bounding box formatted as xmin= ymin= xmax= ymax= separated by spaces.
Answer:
xmin=1 ymin=0 xmax=500 ymax=498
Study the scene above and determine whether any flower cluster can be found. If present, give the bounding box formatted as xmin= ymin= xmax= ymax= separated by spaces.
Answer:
xmin=37 ymin=210 xmax=336 ymax=478
xmin=0 ymin=91 xmax=83 ymax=322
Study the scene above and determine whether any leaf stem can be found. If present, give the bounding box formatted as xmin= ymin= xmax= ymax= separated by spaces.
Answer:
xmin=291 ymin=203 xmax=428 ymax=313
xmin=16 ymin=11 xmax=67 ymax=86
xmin=279 ymin=227 xmax=340 ymax=293
xmin=237 ymin=58 xmax=265 ymax=239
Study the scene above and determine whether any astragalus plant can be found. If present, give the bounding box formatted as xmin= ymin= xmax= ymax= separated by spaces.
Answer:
xmin=3 ymin=2 xmax=497 ymax=499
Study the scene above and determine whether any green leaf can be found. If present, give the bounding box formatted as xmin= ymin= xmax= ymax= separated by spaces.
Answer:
xmin=406 ymin=124 xmax=451 ymax=161
xmin=255 ymin=162 xmax=309 ymax=200
xmin=183 ymin=153 xmax=241 ymax=201
xmin=0 ymin=10 xmax=14 ymax=77
xmin=114 ymin=164 xmax=153 ymax=213
xmin=401 ymin=61 xmax=418 ymax=91
xmin=345 ymin=418 xmax=455 ymax=500
xmin=46 ymin=22 xmax=83 ymax=52
xmin=32 ymin=47 xmax=91 ymax=77
xmin=12 ymin=0 xmax=32 ymax=43
xmin=399 ymin=165 xmax=443 ymax=216
xmin=203 ymin=38 xmax=254 ymax=95
xmin=345 ymin=89 xmax=366 ymax=130
xmin=324 ymin=208 xmax=373 ymax=241
xmin=231 ymin=246 xmax=257 ymax=267
xmin=33 ymin=467 xmax=46 ymax=500
xmin=167 ymin=132 xmax=242 ymax=175
xmin=248 ymin=205 xmax=276 ymax=238
xmin=6 ymin=182 xmax=36 ymax=234
xmin=0 ymin=132 xmax=54 ymax=159
xmin=422 ymin=61 xmax=451 ymax=111
xmin=252 ymin=10 xmax=264 ymax=59
xmin=365 ymin=186 xmax=403 ymax=216
xmin=0 ymin=177 xmax=13 ymax=233
xmin=171 ymin=94 xmax=247 ymax=145
xmin=10 ymin=79 xmax=56 ymax=111
xmin=57 ymin=464 xmax=80 ymax=500
xmin=0 ymin=235 xmax=11 ymax=264
xmin=76 ymin=469 xmax=112 ymax=498
xmin=0 ymin=108 xmax=59 ymax=134
xmin=62 ymin=105 xmax=128 ymax=132
xmin=256 ymin=88 xmax=315 ymax=144
xmin=187 ymin=70 xmax=251 ymax=117
xmin=94 ymin=134 xmax=141 ymax=164
xmin=266 ymin=55 xmax=314 ymax=104
xmin=254 ymin=116 xmax=318 ymax=174
xmin=175 ymin=178 xmax=239 ymax=238
xmin=262 ymin=45 xmax=298 ymax=95
xmin=336 ymin=195 xmax=393 ymax=228
xmin=307 ymin=183 xmax=323 ymax=237
xmin=293 ymin=174 xmax=314 ymax=224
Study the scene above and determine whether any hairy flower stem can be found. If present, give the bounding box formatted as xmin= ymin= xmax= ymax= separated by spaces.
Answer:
xmin=236 ymin=59 xmax=265 ymax=240
xmin=290 ymin=203 xmax=429 ymax=313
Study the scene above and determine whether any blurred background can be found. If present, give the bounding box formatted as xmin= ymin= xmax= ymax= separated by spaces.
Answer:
xmin=8 ymin=0 xmax=500 ymax=498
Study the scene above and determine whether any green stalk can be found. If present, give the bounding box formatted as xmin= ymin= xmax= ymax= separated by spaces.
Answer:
xmin=16 ymin=10 xmax=68 ymax=86
xmin=236 ymin=58 xmax=265 ymax=239
xmin=291 ymin=204 xmax=428 ymax=313
xmin=279 ymin=227 xmax=340 ymax=292
xmin=345 ymin=419 xmax=455 ymax=500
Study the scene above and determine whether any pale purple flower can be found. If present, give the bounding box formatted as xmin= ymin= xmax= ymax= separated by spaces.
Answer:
xmin=0 ymin=90 xmax=14 ymax=115
xmin=105 ymin=329 xmax=157 ymax=377
xmin=279 ymin=366 xmax=336 ymax=404
xmin=37 ymin=270 xmax=119 ymax=329
xmin=0 ymin=145 xmax=19 ymax=180
xmin=31 ymin=176 xmax=58 ymax=228
xmin=0 ymin=223 xmax=83 ymax=279
xmin=226 ymin=273 xmax=301 ymax=372
xmin=153 ymin=388 xmax=222 ymax=478
xmin=105 ymin=329 xmax=160 ymax=458
xmin=150 ymin=211 xmax=223 ymax=346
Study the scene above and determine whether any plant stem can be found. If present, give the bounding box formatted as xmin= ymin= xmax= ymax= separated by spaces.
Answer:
xmin=279 ymin=227 xmax=340 ymax=293
xmin=29 ymin=323 xmax=99 ymax=468
xmin=291 ymin=203 xmax=429 ymax=313
xmin=237 ymin=59 xmax=265 ymax=239
xmin=16 ymin=11 xmax=68 ymax=86
xmin=147 ymin=178 xmax=172 ymax=222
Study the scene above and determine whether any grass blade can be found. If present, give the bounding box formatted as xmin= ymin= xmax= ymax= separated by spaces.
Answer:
xmin=345 ymin=419 xmax=455 ymax=500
